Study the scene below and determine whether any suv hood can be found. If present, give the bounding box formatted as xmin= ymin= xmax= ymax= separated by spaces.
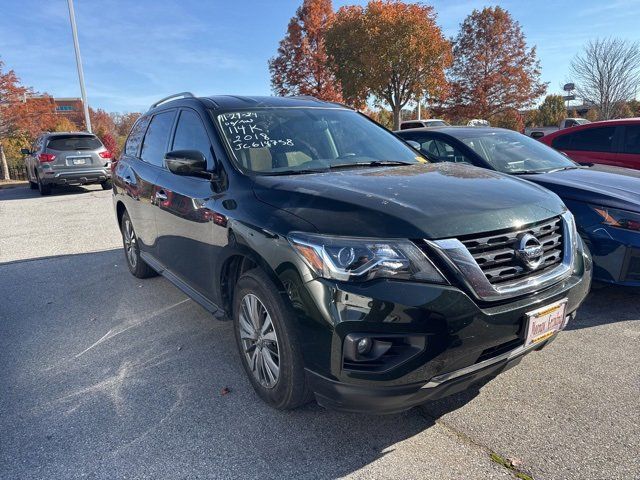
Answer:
xmin=252 ymin=163 xmax=564 ymax=239
xmin=521 ymin=166 xmax=640 ymax=212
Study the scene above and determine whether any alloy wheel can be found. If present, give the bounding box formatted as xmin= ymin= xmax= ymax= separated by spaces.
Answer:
xmin=238 ymin=293 xmax=280 ymax=388
xmin=123 ymin=219 xmax=138 ymax=268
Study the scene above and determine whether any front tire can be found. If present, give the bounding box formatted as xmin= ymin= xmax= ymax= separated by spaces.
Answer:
xmin=233 ymin=269 xmax=312 ymax=410
xmin=120 ymin=211 xmax=157 ymax=278
xmin=101 ymin=179 xmax=112 ymax=190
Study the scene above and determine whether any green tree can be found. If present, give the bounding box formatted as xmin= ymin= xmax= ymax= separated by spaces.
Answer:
xmin=537 ymin=95 xmax=566 ymax=126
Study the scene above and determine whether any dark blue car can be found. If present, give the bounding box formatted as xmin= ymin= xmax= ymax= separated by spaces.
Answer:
xmin=396 ymin=127 xmax=640 ymax=286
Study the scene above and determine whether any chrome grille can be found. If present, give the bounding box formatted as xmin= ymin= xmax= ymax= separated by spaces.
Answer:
xmin=460 ymin=217 xmax=564 ymax=285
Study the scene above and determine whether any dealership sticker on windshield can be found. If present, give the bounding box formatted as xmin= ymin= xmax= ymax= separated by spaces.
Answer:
xmin=524 ymin=299 xmax=568 ymax=346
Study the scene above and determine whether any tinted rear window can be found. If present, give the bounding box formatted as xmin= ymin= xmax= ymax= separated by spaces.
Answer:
xmin=140 ymin=111 xmax=176 ymax=167
xmin=401 ymin=122 xmax=422 ymax=130
xmin=47 ymin=135 xmax=102 ymax=151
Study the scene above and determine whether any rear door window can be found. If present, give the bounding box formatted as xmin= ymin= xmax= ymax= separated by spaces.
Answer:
xmin=46 ymin=135 xmax=103 ymax=151
xmin=140 ymin=111 xmax=176 ymax=167
xmin=622 ymin=125 xmax=640 ymax=154
xmin=553 ymin=126 xmax=616 ymax=152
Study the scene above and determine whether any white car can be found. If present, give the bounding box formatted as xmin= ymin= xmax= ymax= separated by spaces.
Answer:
xmin=400 ymin=119 xmax=450 ymax=129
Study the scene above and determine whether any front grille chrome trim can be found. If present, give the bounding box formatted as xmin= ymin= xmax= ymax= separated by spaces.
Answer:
xmin=426 ymin=212 xmax=577 ymax=302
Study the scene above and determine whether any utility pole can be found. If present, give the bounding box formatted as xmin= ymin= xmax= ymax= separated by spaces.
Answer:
xmin=67 ymin=0 xmax=92 ymax=133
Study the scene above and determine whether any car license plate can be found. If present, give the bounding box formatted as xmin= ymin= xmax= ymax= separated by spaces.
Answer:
xmin=524 ymin=299 xmax=568 ymax=346
xmin=72 ymin=158 xmax=87 ymax=165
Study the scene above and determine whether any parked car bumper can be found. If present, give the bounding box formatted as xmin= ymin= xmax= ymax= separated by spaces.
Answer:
xmin=40 ymin=166 xmax=111 ymax=186
xmin=290 ymin=241 xmax=592 ymax=414
xmin=581 ymin=224 xmax=640 ymax=286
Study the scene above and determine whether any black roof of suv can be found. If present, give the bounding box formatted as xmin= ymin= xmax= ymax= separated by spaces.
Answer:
xmin=146 ymin=92 xmax=344 ymax=114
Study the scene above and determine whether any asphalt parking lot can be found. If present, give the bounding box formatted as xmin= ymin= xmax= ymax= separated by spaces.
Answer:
xmin=1 ymin=185 xmax=638 ymax=480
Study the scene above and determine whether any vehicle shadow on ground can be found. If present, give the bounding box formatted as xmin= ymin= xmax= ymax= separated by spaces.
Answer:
xmin=0 ymin=184 xmax=102 ymax=201
xmin=565 ymin=283 xmax=639 ymax=330
xmin=0 ymin=249 xmax=494 ymax=479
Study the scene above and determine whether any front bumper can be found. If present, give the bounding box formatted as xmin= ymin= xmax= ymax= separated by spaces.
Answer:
xmin=308 ymin=333 xmax=560 ymax=414
xmin=41 ymin=167 xmax=111 ymax=186
xmin=284 ymin=238 xmax=592 ymax=414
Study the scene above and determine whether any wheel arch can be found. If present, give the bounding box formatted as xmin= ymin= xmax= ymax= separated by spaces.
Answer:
xmin=115 ymin=200 xmax=127 ymax=231
xmin=217 ymin=237 xmax=288 ymax=318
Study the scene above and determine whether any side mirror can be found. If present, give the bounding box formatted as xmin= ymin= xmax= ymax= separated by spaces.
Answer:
xmin=406 ymin=140 xmax=421 ymax=150
xmin=164 ymin=150 xmax=207 ymax=177
xmin=21 ymin=148 xmax=31 ymax=155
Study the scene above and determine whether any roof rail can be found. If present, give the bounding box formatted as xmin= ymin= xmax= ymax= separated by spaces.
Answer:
xmin=150 ymin=92 xmax=195 ymax=109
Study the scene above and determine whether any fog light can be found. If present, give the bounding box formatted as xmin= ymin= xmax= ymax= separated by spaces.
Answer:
xmin=356 ymin=337 xmax=372 ymax=355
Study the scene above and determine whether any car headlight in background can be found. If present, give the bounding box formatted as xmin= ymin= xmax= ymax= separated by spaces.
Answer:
xmin=592 ymin=206 xmax=640 ymax=232
xmin=288 ymin=232 xmax=446 ymax=283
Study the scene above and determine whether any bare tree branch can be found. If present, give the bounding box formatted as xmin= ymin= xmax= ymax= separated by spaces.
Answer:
xmin=570 ymin=38 xmax=640 ymax=120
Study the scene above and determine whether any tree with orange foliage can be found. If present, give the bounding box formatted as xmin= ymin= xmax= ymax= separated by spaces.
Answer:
xmin=0 ymin=61 xmax=57 ymax=179
xmin=53 ymin=116 xmax=79 ymax=132
xmin=325 ymin=1 xmax=452 ymax=130
xmin=448 ymin=6 xmax=546 ymax=122
xmin=269 ymin=0 xmax=343 ymax=102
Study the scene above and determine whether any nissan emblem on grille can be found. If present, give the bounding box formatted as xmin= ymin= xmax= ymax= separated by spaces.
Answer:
xmin=516 ymin=233 xmax=544 ymax=270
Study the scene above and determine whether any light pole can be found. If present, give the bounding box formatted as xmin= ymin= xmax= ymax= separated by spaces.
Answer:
xmin=67 ymin=0 xmax=92 ymax=133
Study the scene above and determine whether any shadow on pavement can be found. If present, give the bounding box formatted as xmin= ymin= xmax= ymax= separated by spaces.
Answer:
xmin=0 ymin=249 xmax=489 ymax=479
xmin=0 ymin=184 xmax=102 ymax=201
xmin=565 ymin=283 xmax=639 ymax=330
xmin=2 ymin=248 xmax=635 ymax=478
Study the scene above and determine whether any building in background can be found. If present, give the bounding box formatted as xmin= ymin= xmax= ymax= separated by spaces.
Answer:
xmin=51 ymin=97 xmax=83 ymax=117
xmin=27 ymin=95 xmax=84 ymax=127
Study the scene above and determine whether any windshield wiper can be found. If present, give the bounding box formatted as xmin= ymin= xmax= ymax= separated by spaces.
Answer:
xmin=329 ymin=160 xmax=414 ymax=169
xmin=513 ymin=166 xmax=581 ymax=175
xmin=511 ymin=170 xmax=546 ymax=175
xmin=264 ymin=168 xmax=329 ymax=176
xmin=544 ymin=166 xmax=581 ymax=173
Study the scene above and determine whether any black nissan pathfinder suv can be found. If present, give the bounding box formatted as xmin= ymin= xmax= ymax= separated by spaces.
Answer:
xmin=112 ymin=93 xmax=592 ymax=414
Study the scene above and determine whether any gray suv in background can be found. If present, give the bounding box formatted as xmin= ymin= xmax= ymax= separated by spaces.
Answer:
xmin=22 ymin=132 xmax=112 ymax=195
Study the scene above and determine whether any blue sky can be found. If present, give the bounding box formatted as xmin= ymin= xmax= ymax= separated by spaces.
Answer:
xmin=1 ymin=0 xmax=639 ymax=113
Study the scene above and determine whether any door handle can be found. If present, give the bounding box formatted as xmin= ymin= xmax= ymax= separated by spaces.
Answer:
xmin=155 ymin=190 xmax=168 ymax=202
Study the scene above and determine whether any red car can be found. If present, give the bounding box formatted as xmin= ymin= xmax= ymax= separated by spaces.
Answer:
xmin=540 ymin=118 xmax=640 ymax=170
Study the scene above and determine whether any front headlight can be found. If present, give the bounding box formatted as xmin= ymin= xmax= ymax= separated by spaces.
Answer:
xmin=287 ymin=232 xmax=447 ymax=283
xmin=591 ymin=206 xmax=640 ymax=232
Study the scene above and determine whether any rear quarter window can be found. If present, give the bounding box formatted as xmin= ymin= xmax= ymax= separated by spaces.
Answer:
xmin=46 ymin=135 xmax=103 ymax=151
xmin=125 ymin=116 xmax=151 ymax=157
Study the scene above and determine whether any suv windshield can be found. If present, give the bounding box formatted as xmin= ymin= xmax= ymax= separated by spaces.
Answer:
xmin=46 ymin=135 xmax=103 ymax=151
xmin=459 ymin=130 xmax=577 ymax=174
xmin=216 ymin=108 xmax=422 ymax=174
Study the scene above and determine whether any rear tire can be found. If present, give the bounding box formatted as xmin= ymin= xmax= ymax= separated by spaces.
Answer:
xmin=101 ymin=179 xmax=112 ymax=190
xmin=232 ymin=268 xmax=313 ymax=410
xmin=37 ymin=173 xmax=52 ymax=196
xmin=120 ymin=211 xmax=157 ymax=278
